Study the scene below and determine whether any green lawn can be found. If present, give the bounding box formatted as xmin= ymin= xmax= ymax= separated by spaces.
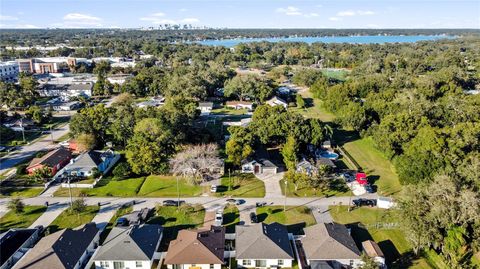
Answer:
xmin=0 ymin=187 xmax=43 ymax=198
xmin=342 ymin=137 xmax=402 ymax=196
xmin=99 ymin=205 xmax=133 ymax=244
xmin=48 ymin=205 xmax=99 ymax=233
xmin=281 ymin=177 xmax=351 ymax=197
xmin=54 ymin=177 xmax=146 ymax=197
xmin=147 ymin=204 xmax=206 ymax=251
xmin=256 ymin=206 xmax=316 ymax=234
xmin=0 ymin=206 xmax=47 ymax=233
xmin=215 ymin=174 xmax=265 ymax=197
xmin=138 ymin=175 xmax=204 ymax=197
xmin=329 ymin=205 xmax=424 ymax=268
xmin=294 ymin=90 xmax=336 ymax=123
xmin=321 ymin=69 xmax=350 ymax=81
xmin=222 ymin=205 xmax=240 ymax=233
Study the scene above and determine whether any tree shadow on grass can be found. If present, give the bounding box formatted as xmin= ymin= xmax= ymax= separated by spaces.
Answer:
xmin=333 ymin=128 xmax=360 ymax=146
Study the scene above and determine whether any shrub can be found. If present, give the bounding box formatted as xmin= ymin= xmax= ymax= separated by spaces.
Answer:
xmin=71 ymin=198 xmax=87 ymax=213
xmin=16 ymin=164 xmax=28 ymax=175
xmin=7 ymin=198 xmax=24 ymax=214
xmin=112 ymin=162 xmax=131 ymax=180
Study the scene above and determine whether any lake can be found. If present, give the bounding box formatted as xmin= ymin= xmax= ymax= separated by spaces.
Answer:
xmin=196 ymin=35 xmax=452 ymax=47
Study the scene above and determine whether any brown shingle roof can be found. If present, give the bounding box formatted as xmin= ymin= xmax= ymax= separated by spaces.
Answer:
xmin=164 ymin=226 xmax=225 ymax=265
xmin=362 ymin=240 xmax=384 ymax=258
xmin=27 ymin=147 xmax=71 ymax=170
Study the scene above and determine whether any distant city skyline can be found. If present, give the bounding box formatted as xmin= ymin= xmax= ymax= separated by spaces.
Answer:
xmin=1 ymin=0 xmax=479 ymax=29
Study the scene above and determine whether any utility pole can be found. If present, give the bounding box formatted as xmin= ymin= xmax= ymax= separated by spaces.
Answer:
xmin=176 ymin=174 xmax=181 ymax=210
xmin=50 ymin=125 xmax=54 ymax=144
xmin=284 ymin=180 xmax=288 ymax=212
xmin=68 ymin=175 xmax=73 ymax=208
xmin=20 ymin=118 xmax=26 ymax=143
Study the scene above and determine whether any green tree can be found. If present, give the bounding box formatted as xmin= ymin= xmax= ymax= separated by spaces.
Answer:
xmin=359 ymin=253 xmax=380 ymax=269
xmin=281 ymin=136 xmax=298 ymax=171
xmin=125 ymin=118 xmax=175 ymax=174
xmin=296 ymin=94 xmax=306 ymax=108
xmin=75 ymin=133 xmax=96 ymax=152
xmin=225 ymin=126 xmax=254 ymax=166
xmin=71 ymin=198 xmax=87 ymax=213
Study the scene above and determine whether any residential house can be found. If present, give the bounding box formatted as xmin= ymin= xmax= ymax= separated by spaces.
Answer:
xmin=51 ymin=101 xmax=81 ymax=111
xmin=4 ymin=119 xmax=34 ymax=132
xmin=13 ymin=223 xmax=99 ymax=269
xmin=302 ymin=223 xmax=362 ymax=269
xmin=236 ymin=223 xmax=294 ymax=268
xmin=241 ymin=159 xmax=278 ymax=175
xmin=316 ymin=158 xmax=337 ymax=169
xmin=225 ymin=101 xmax=253 ymax=110
xmin=362 ymin=240 xmax=385 ymax=268
xmin=198 ymin=102 xmax=214 ymax=115
xmin=62 ymin=150 xmax=119 ymax=178
xmin=137 ymin=96 xmax=165 ymax=108
xmin=277 ymin=86 xmax=293 ymax=95
xmin=0 ymin=227 xmax=42 ymax=269
xmin=26 ymin=147 xmax=72 ymax=176
xmin=164 ymin=226 xmax=225 ymax=269
xmin=296 ymin=159 xmax=318 ymax=176
xmin=93 ymin=224 xmax=163 ymax=269
xmin=266 ymin=96 xmax=288 ymax=108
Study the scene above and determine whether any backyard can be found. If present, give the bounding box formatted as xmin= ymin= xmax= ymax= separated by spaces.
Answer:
xmin=256 ymin=205 xmax=316 ymax=234
xmin=48 ymin=205 xmax=99 ymax=233
xmin=0 ymin=205 xmax=47 ymax=233
xmin=215 ymin=173 xmax=265 ymax=197
xmin=329 ymin=205 xmax=430 ymax=268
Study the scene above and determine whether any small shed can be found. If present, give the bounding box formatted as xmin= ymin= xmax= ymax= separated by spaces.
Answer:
xmin=362 ymin=240 xmax=386 ymax=267
xmin=377 ymin=197 xmax=395 ymax=209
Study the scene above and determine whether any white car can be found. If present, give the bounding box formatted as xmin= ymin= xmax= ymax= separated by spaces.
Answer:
xmin=210 ymin=185 xmax=217 ymax=193
xmin=214 ymin=211 xmax=223 ymax=226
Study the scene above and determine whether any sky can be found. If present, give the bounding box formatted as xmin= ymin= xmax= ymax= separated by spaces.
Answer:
xmin=0 ymin=0 xmax=479 ymax=29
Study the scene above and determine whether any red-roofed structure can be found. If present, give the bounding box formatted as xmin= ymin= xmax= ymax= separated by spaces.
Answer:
xmin=356 ymin=172 xmax=368 ymax=185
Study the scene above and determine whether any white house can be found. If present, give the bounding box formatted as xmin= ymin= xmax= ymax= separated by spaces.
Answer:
xmin=236 ymin=223 xmax=294 ymax=268
xmin=241 ymin=159 xmax=278 ymax=175
xmin=302 ymin=223 xmax=363 ymax=269
xmin=164 ymin=226 xmax=225 ymax=269
xmin=38 ymin=82 xmax=93 ymax=98
xmin=198 ymin=102 xmax=214 ymax=115
xmin=13 ymin=223 xmax=99 ymax=269
xmin=93 ymin=224 xmax=163 ymax=269
xmin=266 ymin=96 xmax=288 ymax=108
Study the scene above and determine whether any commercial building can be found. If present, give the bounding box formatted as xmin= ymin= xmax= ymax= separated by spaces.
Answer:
xmin=16 ymin=57 xmax=89 ymax=74
xmin=0 ymin=61 xmax=19 ymax=82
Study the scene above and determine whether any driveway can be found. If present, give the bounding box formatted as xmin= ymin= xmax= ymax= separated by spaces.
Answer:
xmin=29 ymin=203 xmax=68 ymax=228
xmin=92 ymin=203 xmax=121 ymax=230
xmin=311 ymin=204 xmax=333 ymax=223
xmin=255 ymin=172 xmax=285 ymax=198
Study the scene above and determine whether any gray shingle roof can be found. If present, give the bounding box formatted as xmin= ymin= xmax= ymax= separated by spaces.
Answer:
xmin=302 ymin=223 xmax=361 ymax=260
xmin=93 ymin=224 xmax=162 ymax=261
xmin=13 ymin=223 xmax=98 ymax=269
xmin=235 ymin=223 xmax=294 ymax=259
xmin=67 ymin=151 xmax=103 ymax=170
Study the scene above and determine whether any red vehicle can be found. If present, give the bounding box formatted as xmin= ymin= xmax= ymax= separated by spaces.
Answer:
xmin=356 ymin=172 xmax=368 ymax=185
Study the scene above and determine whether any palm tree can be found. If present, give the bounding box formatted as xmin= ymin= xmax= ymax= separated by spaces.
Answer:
xmin=323 ymin=124 xmax=333 ymax=140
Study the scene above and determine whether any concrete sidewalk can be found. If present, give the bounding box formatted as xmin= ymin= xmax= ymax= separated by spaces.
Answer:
xmin=29 ymin=203 xmax=68 ymax=228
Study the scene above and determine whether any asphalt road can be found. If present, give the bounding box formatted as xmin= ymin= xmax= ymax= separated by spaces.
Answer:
xmin=0 ymin=123 xmax=70 ymax=173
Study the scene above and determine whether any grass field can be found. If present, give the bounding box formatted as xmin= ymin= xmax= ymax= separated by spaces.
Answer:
xmin=294 ymin=90 xmax=336 ymax=123
xmin=148 ymin=204 xmax=206 ymax=251
xmin=54 ymin=177 xmax=146 ymax=197
xmin=342 ymin=137 xmax=402 ymax=196
xmin=0 ymin=187 xmax=44 ymax=198
xmin=256 ymin=206 xmax=316 ymax=234
xmin=222 ymin=205 xmax=240 ymax=233
xmin=137 ymin=175 xmax=203 ymax=197
xmin=329 ymin=205 xmax=426 ymax=268
xmin=321 ymin=69 xmax=350 ymax=81
xmin=215 ymin=174 xmax=265 ymax=197
xmin=0 ymin=206 xmax=47 ymax=233
xmin=48 ymin=205 xmax=99 ymax=233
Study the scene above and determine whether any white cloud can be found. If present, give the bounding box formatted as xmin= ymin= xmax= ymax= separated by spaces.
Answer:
xmin=0 ymin=15 xmax=19 ymax=21
xmin=140 ymin=12 xmax=200 ymax=25
xmin=61 ymin=13 xmax=102 ymax=27
xmin=337 ymin=10 xmax=375 ymax=17
xmin=276 ymin=6 xmax=302 ymax=16
xmin=304 ymin=13 xmax=319 ymax=18
xmin=179 ymin=8 xmax=188 ymax=12
xmin=329 ymin=17 xmax=342 ymax=21
xmin=315 ymin=4 xmax=323 ymax=8
xmin=180 ymin=18 xmax=199 ymax=23
xmin=0 ymin=23 xmax=40 ymax=29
